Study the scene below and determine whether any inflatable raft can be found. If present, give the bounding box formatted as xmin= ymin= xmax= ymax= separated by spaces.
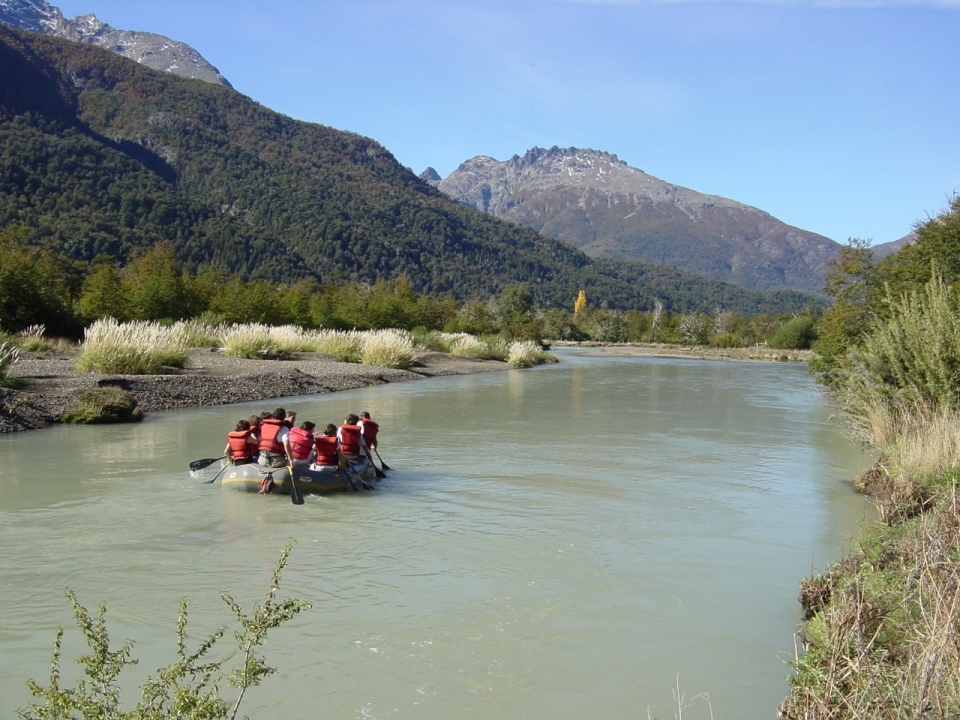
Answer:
xmin=220 ymin=457 xmax=377 ymax=496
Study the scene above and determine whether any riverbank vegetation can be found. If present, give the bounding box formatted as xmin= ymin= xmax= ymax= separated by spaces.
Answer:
xmin=780 ymin=198 xmax=960 ymax=719
xmin=19 ymin=543 xmax=309 ymax=720
xmin=1 ymin=230 xmax=822 ymax=361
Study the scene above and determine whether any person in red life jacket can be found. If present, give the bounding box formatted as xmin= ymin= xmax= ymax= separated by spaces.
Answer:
xmin=285 ymin=421 xmax=316 ymax=469
xmin=223 ymin=419 xmax=258 ymax=465
xmin=337 ymin=413 xmax=367 ymax=462
xmin=258 ymin=407 xmax=291 ymax=468
xmin=358 ymin=411 xmax=380 ymax=451
xmin=311 ymin=424 xmax=343 ymax=470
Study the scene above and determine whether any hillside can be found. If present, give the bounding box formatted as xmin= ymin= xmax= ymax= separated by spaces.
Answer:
xmin=0 ymin=26 xmax=814 ymax=316
xmin=431 ymin=147 xmax=843 ymax=296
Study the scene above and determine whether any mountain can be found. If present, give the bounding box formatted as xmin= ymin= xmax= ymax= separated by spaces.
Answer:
xmin=0 ymin=0 xmax=231 ymax=87
xmin=872 ymin=232 xmax=916 ymax=260
xmin=431 ymin=147 xmax=843 ymax=296
xmin=0 ymin=26 xmax=816 ymax=317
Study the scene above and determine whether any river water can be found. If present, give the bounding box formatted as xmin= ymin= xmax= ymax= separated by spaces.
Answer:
xmin=0 ymin=349 xmax=870 ymax=720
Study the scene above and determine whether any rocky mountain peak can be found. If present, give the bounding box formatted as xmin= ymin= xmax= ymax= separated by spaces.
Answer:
xmin=435 ymin=146 xmax=842 ymax=295
xmin=0 ymin=0 xmax=232 ymax=87
xmin=419 ymin=166 xmax=441 ymax=184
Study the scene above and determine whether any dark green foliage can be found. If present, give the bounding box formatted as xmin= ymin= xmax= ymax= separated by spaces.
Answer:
xmin=61 ymin=385 xmax=143 ymax=424
xmin=0 ymin=226 xmax=83 ymax=336
xmin=0 ymin=26 xmax=815 ymax=318
xmin=769 ymin=315 xmax=818 ymax=350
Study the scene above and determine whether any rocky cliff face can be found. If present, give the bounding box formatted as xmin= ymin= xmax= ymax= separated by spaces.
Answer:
xmin=432 ymin=146 xmax=842 ymax=295
xmin=0 ymin=0 xmax=231 ymax=87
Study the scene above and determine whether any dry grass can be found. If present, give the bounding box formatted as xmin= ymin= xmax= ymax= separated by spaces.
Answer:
xmin=219 ymin=323 xmax=279 ymax=359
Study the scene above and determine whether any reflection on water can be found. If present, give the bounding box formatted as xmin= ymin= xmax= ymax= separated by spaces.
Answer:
xmin=0 ymin=350 xmax=870 ymax=720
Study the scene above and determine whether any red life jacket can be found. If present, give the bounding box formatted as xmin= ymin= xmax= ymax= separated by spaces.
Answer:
xmin=287 ymin=427 xmax=314 ymax=460
xmin=258 ymin=418 xmax=285 ymax=454
xmin=227 ymin=430 xmax=252 ymax=461
xmin=339 ymin=423 xmax=362 ymax=456
xmin=314 ymin=435 xmax=339 ymax=466
xmin=360 ymin=418 xmax=379 ymax=445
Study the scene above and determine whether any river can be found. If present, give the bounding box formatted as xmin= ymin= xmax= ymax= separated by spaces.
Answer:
xmin=0 ymin=349 xmax=870 ymax=719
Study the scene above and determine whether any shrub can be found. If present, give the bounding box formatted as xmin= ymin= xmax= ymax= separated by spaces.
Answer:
xmin=18 ymin=325 xmax=51 ymax=352
xmin=219 ymin=323 xmax=279 ymax=359
xmin=269 ymin=325 xmax=311 ymax=354
xmin=62 ymin=386 xmax=143 ymax=424
xmin=507 ymin=340 xmax=549 ymax=368
xmin=768 ymin=315 xmax=817 ymax=349
xmin=833 ymin=277 xmax=960 ymax=441
xmin=19 ymin=544 xmax=309 ymax=720
xmin=360 ymin=329 xmax=415 ymax=369
xmin=173 ymin=318 xmax=223 ymax=348
xmin=312 ymin=330 xmax=363 ymax=363
xmin=75 ymin=319 xmax=188 ymax=374
xmin=449 ymin=334 xmax=491 ymax=359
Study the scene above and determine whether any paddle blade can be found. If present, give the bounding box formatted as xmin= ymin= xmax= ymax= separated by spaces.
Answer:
xmin=189 ymin=456 xmax=225 ymax=471
xmin=289 ymin=468 xmax=305 ymax=505
xmin=374 ymin=466 xmax=387 ymax=479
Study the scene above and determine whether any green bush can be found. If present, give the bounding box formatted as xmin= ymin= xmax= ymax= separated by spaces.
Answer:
xmin=62 ymin=386 xmax=143 ymax=424
xmin=769 ymin=315 xmax=817 ymax=349
xmin=19 ymin=544 xmax=309 ymax=720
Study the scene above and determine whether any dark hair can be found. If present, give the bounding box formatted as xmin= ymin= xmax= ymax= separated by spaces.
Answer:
xmin=260 ymin=411 xmax=272 ymax=420
xmin=235 ymin=419 xmax=250 ymax=431
xmin=360 ymin=411 xmax=371 ymax=419
xmin=345 ymin=413 xmax=359 ymax=425
xmin=323 ymin=424 xmax=337 ymax=436
xmin=248 ymin=415 xmax=261 ymax=427
xmin=301 ymin=421 xmax=316 ymax=431
xmin=272 ymin=407 xmax=286 ymax=421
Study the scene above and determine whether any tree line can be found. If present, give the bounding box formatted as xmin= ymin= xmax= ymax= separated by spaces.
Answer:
xmin=0 ymin=226 xmax=820 ymax=349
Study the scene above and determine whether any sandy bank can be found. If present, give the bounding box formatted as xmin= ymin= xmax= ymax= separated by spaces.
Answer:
xmin=0 ymin=350 xmax=508 ymax=433
xmin=555 ymin=341 xmax=815 ymax=363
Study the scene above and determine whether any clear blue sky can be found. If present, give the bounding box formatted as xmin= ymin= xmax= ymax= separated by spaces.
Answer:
xmin=55 ymin=0 xmax=960 ymax=245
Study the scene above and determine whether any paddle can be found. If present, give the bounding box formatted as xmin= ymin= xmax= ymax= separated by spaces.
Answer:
xmin=372 ymin=448 xmax=391 ymax=472
xmin=367 ymin=451 xmax=387 ymax=479
xmin=345 ymin=459 xmax=376 ymax=490
xmin=339 ymin=467 xmax=363 ymax=492
xmin=190 ymin=456 xmax=226 ymax=472
xmin=288 ymin=463 xmax=305 ymax=505
xmin=203 ymin=461 xmax=230 ymax=484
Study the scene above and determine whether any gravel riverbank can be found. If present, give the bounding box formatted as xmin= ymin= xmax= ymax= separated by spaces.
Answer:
xmin=0 ymin=350 xmax=508 ymax=433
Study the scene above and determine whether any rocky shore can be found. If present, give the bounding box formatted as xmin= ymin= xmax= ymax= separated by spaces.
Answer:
xmin=0 ymin=350 xmax=508 ymax=433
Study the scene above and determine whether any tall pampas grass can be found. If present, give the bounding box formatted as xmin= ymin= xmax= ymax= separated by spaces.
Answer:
xmin=507 ymin=340 xmax=549 ymax=368
xmin=75 ymin=319 xmax=188 ymax=374
xmin=360 ymin=329 xmax=415 ymax=369
xmin=220 ymin=323 xmax=278 ymax=359
xmin=312 ymin=330 xmax=364 ymax=363
xmin=0 ymin=341 xmax=19 ymax=383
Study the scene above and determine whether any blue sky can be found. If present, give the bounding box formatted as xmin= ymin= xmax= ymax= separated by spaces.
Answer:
xmin=54 ymin=0 xmax=960 ymax=245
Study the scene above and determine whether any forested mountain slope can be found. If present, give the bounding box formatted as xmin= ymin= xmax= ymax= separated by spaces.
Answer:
xmin=0 ymin=26 xmax=813 ymax=315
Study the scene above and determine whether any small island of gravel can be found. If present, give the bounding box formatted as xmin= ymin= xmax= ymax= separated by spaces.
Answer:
xmin=0 ymin=349 xmax=509 ymax=433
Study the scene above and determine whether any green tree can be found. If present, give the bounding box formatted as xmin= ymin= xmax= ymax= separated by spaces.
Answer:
xmin=769 ymin=315 xmax=818 ymax=350
xmin=123 ymin=242 xmax=192 ymax=321
xmin=0 ymin=226 xmax=82 ymax=336
xmin=78 ymin=256 xmax=131 ymax=322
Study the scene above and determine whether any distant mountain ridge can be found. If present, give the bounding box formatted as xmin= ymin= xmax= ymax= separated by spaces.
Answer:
xmin=429 ymin=147 xmax=844 ymax=296
xmin=0 ymin=0 xmax=231 ymax=86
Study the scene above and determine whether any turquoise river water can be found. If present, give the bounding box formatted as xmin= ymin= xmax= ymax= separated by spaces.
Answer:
xmin=0 ymin=349 xmax=871 ymax=719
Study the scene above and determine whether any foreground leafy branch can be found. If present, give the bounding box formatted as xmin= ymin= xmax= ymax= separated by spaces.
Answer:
xmin=19 ymin=542 xmax=310 ymax=720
